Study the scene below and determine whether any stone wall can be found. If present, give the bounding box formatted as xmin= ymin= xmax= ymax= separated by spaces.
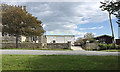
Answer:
xmin=47 ymin=42 xmax=71 ymax=49
xmin=85 ymin=42 xmax=99 ymax=50
xmin=2 ymin=42 xmax=71 ymax=49
xmin=2 ymin=43 xmax=42 ymax=49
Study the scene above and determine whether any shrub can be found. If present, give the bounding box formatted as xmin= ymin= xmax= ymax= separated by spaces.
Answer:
xmin=25 ymin=40 xmax=29 ymax=42
xmin=89 ymin=38 xmax=95 ymax=43
xmin=118 ymin=45 xmax=120 ymax=49
xmin=81 ymin=41 xmax=86 ymax=49
xmin=107 ymin=44 xmax=113 ymax=49
xmin=98 ymin=43 xmax=120 ymax=50
xmin=107 ymin=44 xmax=118 ymax=49
xmin=43 ymin=44 xmax=47 ymax=48
xmin=115 ymin=45 xmax=119 ymax=49
xmin=98 ymin=43 xmax=108 ymax=50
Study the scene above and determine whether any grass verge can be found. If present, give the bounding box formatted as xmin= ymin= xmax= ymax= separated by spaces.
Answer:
xmin=2 ymin=55 xmax=119 ymax=70
xmin=100 ymin=49 xmax=120 ymax=52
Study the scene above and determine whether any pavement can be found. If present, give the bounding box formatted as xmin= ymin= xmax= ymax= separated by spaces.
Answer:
xmin=0 ymin=49 xmax=120 ymax=56
xmin=71 ymin=46 xmax=85 ymax=51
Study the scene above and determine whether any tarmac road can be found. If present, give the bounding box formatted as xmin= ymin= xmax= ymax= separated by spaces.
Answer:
xmin=1 ymin=49 xmax=119 ymax=56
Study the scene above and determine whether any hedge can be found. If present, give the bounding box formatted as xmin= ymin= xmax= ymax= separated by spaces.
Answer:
xmin=98 ymin=43 xmax=120 ymax=50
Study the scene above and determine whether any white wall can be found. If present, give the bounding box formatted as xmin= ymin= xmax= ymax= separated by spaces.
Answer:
xmin=46 ymin=35 xmax=75 ymax=44
xmin=21 ymin=36 xmax=26 ymax=42
xmin=56 ymin=36 xmax=64 ymax=43
xmin=65 ymin=36 xmax=75 ymax=44
xmin=0 ymin=32 xmax=1 ymax=36
xmin=46 ymin=36 xmax=56 ymax=43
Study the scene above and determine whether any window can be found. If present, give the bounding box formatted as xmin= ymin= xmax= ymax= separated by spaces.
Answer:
xmin=32 ymin=36 xmax=38 ymax=41
xmin=53 ymin=40 xmax=55 ymax=43
xmin=8 ymin=34 xmax=11 ymax=36
xmin=2 ymin=33 xmax=4 ymax=36
xmin=100 ymin=38 xmax=106 ymax=43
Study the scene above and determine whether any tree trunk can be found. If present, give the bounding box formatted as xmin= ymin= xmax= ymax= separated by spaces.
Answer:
xmin=109 ymin=13 xmax=115 ymax=48
xmin=16 ymin=33 xmax=19 ymax=48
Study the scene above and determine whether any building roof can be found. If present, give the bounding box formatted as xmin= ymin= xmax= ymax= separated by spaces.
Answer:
xmin=94 ymin=35 xmax=113 ymax=38
xmin=44 ymin=31 xmax=74 ymax=36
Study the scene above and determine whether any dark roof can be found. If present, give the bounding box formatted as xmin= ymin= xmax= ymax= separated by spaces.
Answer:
xmin=94 ymin=35 xmax=113 ymax=38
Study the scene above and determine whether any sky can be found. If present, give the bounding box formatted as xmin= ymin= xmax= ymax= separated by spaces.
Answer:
xmin=0 ymin=0 xmax=119 ymax=39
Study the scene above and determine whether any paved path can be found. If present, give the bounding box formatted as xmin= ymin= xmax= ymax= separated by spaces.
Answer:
xmin=71 ymin=46 xmax=85 ymax=51
xmin=0 ymin=49 xmax=119 ymax=56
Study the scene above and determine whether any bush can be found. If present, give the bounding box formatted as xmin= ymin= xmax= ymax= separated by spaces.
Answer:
xmin=115 ymin=45 xmax=119 ymax=49
xmin=25 ymin=40 xmax=30 ymax=42
xmin=98 ymin=43 xmax=120 ymax=50
xmin=81 ymin=41 xmax=86 ymax=49
xmin=43 ymin=44 xmax=47 ymax=48
xmin=98 ymin=43 xmax=108 ymax=50
xmin=107 ymin=44 xmax=113 ymax=49
xmin=89 ymin=38 xmax=95 ymax=43
xmin=117 ymin=45 xmax=120 ymax=49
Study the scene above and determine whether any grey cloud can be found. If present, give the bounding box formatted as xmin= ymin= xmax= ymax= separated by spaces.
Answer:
xmin=2 ymin=1 xmax=111 ymax=38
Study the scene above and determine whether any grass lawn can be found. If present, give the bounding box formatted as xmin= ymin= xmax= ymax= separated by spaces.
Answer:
xmin=100 ymin=49 xmax=120 ymax=52
xmin=2 ymin=55 xmax=119 ymax=70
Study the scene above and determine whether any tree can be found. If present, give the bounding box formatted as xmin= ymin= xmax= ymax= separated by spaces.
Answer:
xmin=84 ymin=33 xmax=94 ymax=39
xmin=115 ymin=2 xmax=120 ymax=27
xmin=116 ymin=12 xmax=120 ymax=26
xmin=100 ymin=1 xmax=120 ymax=48
xmin=75 ymin=37 xmax=84 ymax=46
xmin=76 ymin=37 xmax=83 ymax=43
xmin=100 ymin=0 xmax=117 ymax=48
xmin=2 ymin=4 xmax=44 ymax=48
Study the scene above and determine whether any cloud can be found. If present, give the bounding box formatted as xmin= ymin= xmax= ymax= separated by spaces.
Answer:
xmin=72 ymin=30 xmax=96 ymax=39
xmin=0 ymin=0 xmax=110 ymax=2
xmin=79 ymin=28 xmax=86 ymax=30
xmin=88 ymin=26 xmax=104 ymax=29
xmin=1 ymin=1 xmax=114 ymax=39
xmin=79 ymin=26 xmax=104 ymax=30
xmin=70 ymin=30 xmax=87 ymax=39
xmin=98 ymin=26 xmax=104 ymax=29
xmin=27 ymin=2 xmax=108 ymax=33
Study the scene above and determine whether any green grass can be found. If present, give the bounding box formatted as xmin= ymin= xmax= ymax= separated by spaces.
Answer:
xmin=0 ymin=55 xmax=2 ymax=71
xmin=2 ymin=48 xmax=72 ymax=51
xmin=2 ymin=55 xmax=119 ymax=70
xmin=100 ymin=49 xmax=120 ymax=52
